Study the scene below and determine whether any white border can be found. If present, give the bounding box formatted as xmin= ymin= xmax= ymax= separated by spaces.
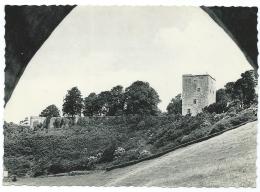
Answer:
xmin=0 ymin=0 xmax=259 ymax=6
xmin=0 ymin=1 xmax=259 ymax=192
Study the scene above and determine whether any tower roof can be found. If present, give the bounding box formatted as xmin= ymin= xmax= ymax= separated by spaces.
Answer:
xmin=183 ymin=74 xmax=216 ymax=81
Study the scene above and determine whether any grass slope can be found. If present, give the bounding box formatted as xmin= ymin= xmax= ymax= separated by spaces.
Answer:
xmin=7 ymin=121 xmax=257 ymax=187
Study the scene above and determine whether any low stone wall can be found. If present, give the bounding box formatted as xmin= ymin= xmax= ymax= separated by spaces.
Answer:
xmin=30 ymin=116 xmax=46 ymax=129
xmin=48 ymin=117 xmax=73 ymax=130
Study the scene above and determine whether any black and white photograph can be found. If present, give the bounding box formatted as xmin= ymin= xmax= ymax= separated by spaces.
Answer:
xmin=1 ymin=2 xmax=259 ymax=189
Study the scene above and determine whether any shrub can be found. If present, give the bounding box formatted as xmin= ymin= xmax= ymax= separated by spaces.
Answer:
xmin=137 ymin=120 xmax=146 ymax=129
xmin=203 ymin=101 xmax=228 ymax=114
xmin=125 ymin=149 xmax=139 ymax=161
xmin=53 ymin=118 xmax=62 ymax=128
xmin=210 ymin=119 xmax=232 ymax=134
xmin=180 ymin=126 xmax=212 ymax=144
xmin=4 ymin=106 xmax=257 ymax=177
xmin=4 ymin=156 xmax=31 ymax=176
xmin=139 ymin=150 xmax=151 ymax=158
xmin=210 ymin=108 xmax=256 ymax=134
xmin=87 ymin=156 xmax=98 ymax=169
xmin=77 ymin=117 xmax=90 ymax=127
xmin=29 ymin=158 xmax=50 ymax=177
xmin=114 ymin=147 xmax=126 ymax=159
xmin=100 ymin=143 xmax=116 ymax=163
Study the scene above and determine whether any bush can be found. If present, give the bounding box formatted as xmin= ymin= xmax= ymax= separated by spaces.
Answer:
xmin=125 ymin=149 xmax=140 ymax=161
xmin=4 ymin=106 xmax=257 ymax=177
xmin=139 ymin=150 xmax=151 ymax=158
xmin=53 ymin=118 xmax=62 ymax=128
xmin=4 ymin=156 xmax=31 ymax=176
xmin=77 ymin=117 xmax=90 ymax=127
xmin=114 ymin=147 xmax=126 ymax=159
xmin=137 ymin=120 xmax=146 ymax=129
xmin=210 ymin=108 xmax=256 ymax=134
xmin=203 ymin=102 xmax=228 ymax=114
xmin=100 ymin=143 xmax=116 ymax=163
xmin=181 ymin=126 xmax=212 ymax=144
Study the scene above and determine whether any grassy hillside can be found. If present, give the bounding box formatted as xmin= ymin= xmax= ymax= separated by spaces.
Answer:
xmin=4 ymin=107 xmax=257 ymax=177
xmin=5 ymin=121 xmax=257 ymax=187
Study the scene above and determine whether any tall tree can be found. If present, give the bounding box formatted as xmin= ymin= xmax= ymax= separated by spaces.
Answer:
xmin=62 ymin=87 xmax=83 ymax=117
xmin=96 ymin=91 xmax=112 ymax=116
xmin=39 ymin=104 xmax=60 ymax=117
xmin=205 ymin=70 xmax=257 ymax=113
xmin=83 ymin=93 xmax=98 ymax=117
xmin=234 ymin=70 xmax=257 ymax=107
xmin=107 ymin=85 xmax=125 ymax=116
xmin=224 ymin=82 xmax=237 ymax=100
xmin=216 ymin=88 xmax=231 ymax=103
xmin=166 ymin=94 xmax=182 ymax=115
xmin=124 ymin=81 xmax=160 ymax=115
xmin=203 ymin=89 xmax=230 ymax=114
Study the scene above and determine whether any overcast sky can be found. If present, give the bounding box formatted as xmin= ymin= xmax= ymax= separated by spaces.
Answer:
xmin=4 ymin=6 xmax=252 ymax=123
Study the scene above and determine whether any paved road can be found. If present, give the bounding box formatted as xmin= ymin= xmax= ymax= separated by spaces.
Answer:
xmin=8 ymin=121 xmax=257 ymax=187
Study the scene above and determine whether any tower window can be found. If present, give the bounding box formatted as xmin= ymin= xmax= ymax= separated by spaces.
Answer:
xmin=193 ymin=99 xmax=197 ymax=104
xmin=187 ymin=109 xmax=191 ymax=114
xmin=197 ymin=88 xmax=200 ymax=92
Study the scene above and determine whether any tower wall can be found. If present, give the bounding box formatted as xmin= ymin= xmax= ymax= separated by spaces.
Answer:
xmin=182 ymin=74 xmax=216 ymax=116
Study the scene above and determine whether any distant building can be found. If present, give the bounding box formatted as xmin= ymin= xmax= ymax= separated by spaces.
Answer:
xmin=19 ymin=117 xmax=30 ymax=126
xmin=182 ymin=74 xmax=216 ymax=116
xmin=20 ymin=116 xmax=45 ymax=129
xmin=30 ymin=116 xmax=46 ymax=129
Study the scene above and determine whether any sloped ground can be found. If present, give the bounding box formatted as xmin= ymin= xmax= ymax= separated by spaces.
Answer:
xmin=7 ymin=121 xmax=257 ymax=187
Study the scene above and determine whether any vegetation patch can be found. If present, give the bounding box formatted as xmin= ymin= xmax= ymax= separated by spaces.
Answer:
xmin=4 ymin=70 xmax=258 ymax=177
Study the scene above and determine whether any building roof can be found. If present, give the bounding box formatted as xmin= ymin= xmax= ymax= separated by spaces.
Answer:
xmin=183 ymin=74 xmax=216 ymax=81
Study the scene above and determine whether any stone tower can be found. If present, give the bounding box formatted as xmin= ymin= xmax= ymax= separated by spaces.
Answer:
xmin=182 ymin=74 xmax=216 ymax=116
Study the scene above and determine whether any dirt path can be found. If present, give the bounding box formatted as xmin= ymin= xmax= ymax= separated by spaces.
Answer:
xmin=7 ymin=121 xmax=257 ymax=187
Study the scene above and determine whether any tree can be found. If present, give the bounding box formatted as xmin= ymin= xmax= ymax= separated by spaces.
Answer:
xmin=216 ymin=89 xmax=230 ymax=104
xmin=83 ymin=93 xmax=98 ymax=116
xmin=39 ymin=104 xmax=60 ymax=117
xmin=205 ymin=70 xmax=257 ymax=114
xmin=235 ymin=70 xmax=257 ymax=107
xmin=225 ymin=82 xmax=237 ymax=100
xmin=62 ymin=87 xmax=83 ymax=117
xmin=203 ymin=102 xmax=228 ymax=114
xmin=124 ymin=81 xmax=160 ymax=115
xmin=203 ymin=89 xmax=230 ymax=114
xmin=83 ymin=85 xmax=125 ymax=117
xmin=107 ymin=85 xmax=125 ymax=116
xmin=166 ymin=94 xmax=182 ymax=115
xmin=95 ymin=91 xmax=112 ymax=116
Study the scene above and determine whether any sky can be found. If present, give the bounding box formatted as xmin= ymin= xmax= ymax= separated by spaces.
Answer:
xmin=4 ymin=6 xmax=252 ymax=123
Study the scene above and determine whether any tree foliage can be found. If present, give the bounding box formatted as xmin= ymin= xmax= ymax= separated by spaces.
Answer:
xmin=83 ymin=86 xmax=125 ymax=117
xmin=166 ymin=94 xmax=182 ymax=115
xmin=124 ymin=81 xmax=160 ymax=115
xmin=39 ymin=104 xmax=60 ymax=117
xmin=83 ymin=93 xmax=98 ymax=116
xmin=107 ymin=85 xmax=125 ymax=116
xmin=62 ymin=87 xmax=83 ymax=117
xmin=95 ymin=91 xmax=112 ymax=116
xmin=234 ymin=70 xmax=257 ymax=107
xmin=203 ymin=89 xmax=231 ymax=114
xmin=204 ymin=70 xmax=257 ymax=114
xmin=203 ymin=102 xmax=228 ymax=114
